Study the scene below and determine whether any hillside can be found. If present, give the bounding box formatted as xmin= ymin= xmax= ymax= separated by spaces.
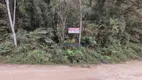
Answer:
xmin=0 ymin=0 xmax=142 ymax=64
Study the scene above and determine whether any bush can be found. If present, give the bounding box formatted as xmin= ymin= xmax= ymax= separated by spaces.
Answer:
xmin=0 ymin=29 xmax=141 ymax=65
xmin=0 ymin=41 xmax=14 ymax=56
xmin=2 ymin=41 xmax=141 ymax=65
xmin=95 ymin=41 xmax=140 ymax=63
xmin=8 ymin=50 xmax=51 ymax=64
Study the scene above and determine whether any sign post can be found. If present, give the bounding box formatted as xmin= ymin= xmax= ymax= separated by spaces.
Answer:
xmin=68 ymin=28 xmax=80 ymax=45
xmin=68 ymin=28 xmax=80 ymax=34
xmin=79 ymin=0 xmax=82 ymax=45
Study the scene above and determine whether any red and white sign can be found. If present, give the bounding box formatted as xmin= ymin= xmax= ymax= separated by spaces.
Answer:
xmin=68 ymin=28 xmax=80 ymax=34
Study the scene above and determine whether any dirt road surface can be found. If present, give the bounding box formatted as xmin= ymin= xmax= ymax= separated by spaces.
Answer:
xmin=0 ymin=61 xmax=142 ymax=80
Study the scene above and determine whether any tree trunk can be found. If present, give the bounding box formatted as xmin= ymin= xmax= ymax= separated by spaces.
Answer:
xmin=5 ymin=0 xmax=17 ymax=47
xmin=62 ymin=21 xmax=66 ymax=41
xmin=89 ymin=0 xmax=93 ymax=7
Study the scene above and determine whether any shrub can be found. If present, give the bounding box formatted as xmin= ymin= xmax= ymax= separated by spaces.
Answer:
xmin=8 ymin=50 xmax=51 ymax=64
xmin=95 ymin=40 xmax=140 ymax=63
xmin=0 ymin=41 xmax=14 ymax=56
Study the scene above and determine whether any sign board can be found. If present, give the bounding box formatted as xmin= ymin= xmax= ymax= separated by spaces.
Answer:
xmin=68 ymin=28 xmax=80 ymax=34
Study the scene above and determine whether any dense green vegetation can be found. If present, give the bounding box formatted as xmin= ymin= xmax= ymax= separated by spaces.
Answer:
xmin=0 ymin=0 xmax=142 ymax=64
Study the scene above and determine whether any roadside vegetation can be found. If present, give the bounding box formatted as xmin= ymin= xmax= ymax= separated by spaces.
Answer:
xmin=0 ymin=0 xmax=142 ymax=64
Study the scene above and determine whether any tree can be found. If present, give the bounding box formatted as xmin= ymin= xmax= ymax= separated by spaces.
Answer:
xmin=55 ymin=0 xmax=75 ymax=41
xmin=5 ymin=0 xmax=17 ymax=47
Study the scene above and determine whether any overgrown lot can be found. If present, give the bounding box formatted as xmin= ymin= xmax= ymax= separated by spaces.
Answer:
xmin=0 ymin=0 xmax=142 ymax=64
xmin=0 ymin=28 xmax=142 ymax=64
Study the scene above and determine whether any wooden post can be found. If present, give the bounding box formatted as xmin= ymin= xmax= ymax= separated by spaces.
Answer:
xmin=79 ymin=0 xmax=82 ymax=45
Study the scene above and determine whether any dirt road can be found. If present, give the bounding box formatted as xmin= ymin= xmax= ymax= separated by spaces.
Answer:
xmin=0 ymin=61 xmax=142 ymax=80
